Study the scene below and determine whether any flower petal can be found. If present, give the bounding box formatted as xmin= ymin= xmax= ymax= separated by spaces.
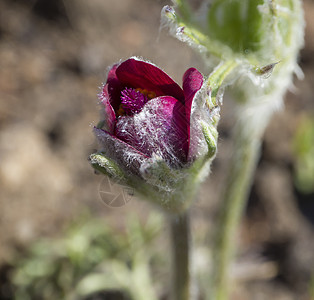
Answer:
xmin=182 ymin=68 xmax=204 ymax=160
xmin=116 ymin=58 xmax=185 ymax=103
xmin=94 ymin=127 xmax=150 ymax=177
xmin=115 ymin=96 xmax=188 ymax=166
xmin=98 ymin=84 xmax=116 ymax=133
xmin=183 ymin=68 xmax=204 ymax=115
xmin=100 ymin=63 xmax=124 ymax=113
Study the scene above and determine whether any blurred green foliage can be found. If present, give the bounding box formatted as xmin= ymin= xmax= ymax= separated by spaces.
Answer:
xmin=208 ymin=0 xmax=265 ymax=54
xmin=10 ymin=212 xmax=163 ymax=300
xmin=293 ymin=114 xmax=314 ymax=194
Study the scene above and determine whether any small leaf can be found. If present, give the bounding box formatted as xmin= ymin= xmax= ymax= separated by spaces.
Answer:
xmin=201 ymin=122 xmax=218 ymax=159
xmin=90 ymin=153 xmax=124 ymax=180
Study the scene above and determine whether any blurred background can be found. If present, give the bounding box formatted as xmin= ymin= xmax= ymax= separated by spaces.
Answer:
xmin=0 ymin=0 xmax=313 ymax=299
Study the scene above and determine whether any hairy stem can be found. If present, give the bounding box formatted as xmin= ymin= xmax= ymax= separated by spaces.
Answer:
xmin=210 ymin=120 xmax=263 ymax=300
xmin=171 ymin=211 xmax=192 ymax=300
xmin=207 ymin=60 xmax=239 ymax=106
xmin=173 ymin=0 xmax=191 ymax=22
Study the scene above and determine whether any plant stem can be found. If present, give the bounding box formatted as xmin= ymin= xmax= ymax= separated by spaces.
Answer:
xmin=207 ymin=60 xmax=239 ymax=107
xmin=211 ymin=121 xmax=262 ymax=300
xmin=171 ymin=211 xmax=192 ymax=300
xmin=173 ymin=0 xmax=191 ymax=22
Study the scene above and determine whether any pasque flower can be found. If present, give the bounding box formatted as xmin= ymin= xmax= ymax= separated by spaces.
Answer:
xmin=91 ymin=57 xmax=218 ymax=212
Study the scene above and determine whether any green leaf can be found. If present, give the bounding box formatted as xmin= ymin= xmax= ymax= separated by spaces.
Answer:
xmin=90 ymin=153 xmax=125 ymax=180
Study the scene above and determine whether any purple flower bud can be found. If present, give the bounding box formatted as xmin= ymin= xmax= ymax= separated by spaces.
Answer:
xmin=92 ymin=57 xmax=215 ymax=211
xmin=96 ymin=57 xmax=204 ymax=168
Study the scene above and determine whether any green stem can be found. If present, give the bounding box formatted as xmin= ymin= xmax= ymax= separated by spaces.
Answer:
xmin=210 ymin=122 xmax=262 ymax=300
xmin=207 ymin=60 xmax=239 ymax=106
xmin=173 ymin=0 xmax=191 ymax=22
xmin=170 ymin=211 xmax=192 ymax=300
xmin=175 ymin=22 xmax=233 ymax=60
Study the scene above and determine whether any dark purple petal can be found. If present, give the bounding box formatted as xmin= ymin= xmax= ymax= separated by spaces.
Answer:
xmin=94 ymin=127 xmax=150 ymax=177
xmin=182 ymin=68 xmax=204 ymax=156
xmin=116 ymin=58 xmax=185 ymax=103
xmin=98 ymin=84 xmax=116 ymax=133
xmin=101 ymin=63 xmax=124 ymax=113
xmin=183 ymin=68 xmax=204 ymax=122
xmin=115 ymin=96 xmax=188 ymax=166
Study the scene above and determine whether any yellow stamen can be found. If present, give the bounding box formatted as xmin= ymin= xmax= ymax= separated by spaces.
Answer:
xmin=147 ymin=91 xmax=156 ymax=99
xmin=117 ymin=104 xmax=125 ymax=116
xmin=135 ymin=88 xmax=156 ymax=99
